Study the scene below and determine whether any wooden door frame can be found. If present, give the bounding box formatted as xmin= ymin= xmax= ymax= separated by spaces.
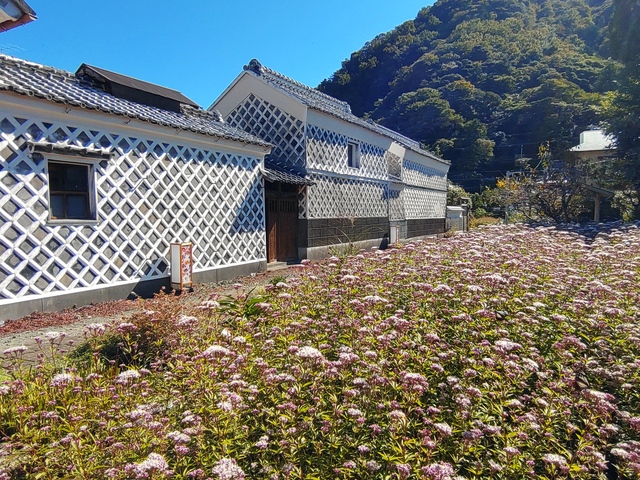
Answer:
xmin=265 ymin=181 xmax=298 ymax=262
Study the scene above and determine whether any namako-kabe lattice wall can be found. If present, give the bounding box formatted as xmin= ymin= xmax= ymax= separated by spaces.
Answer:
xmin=0 ymin=98 xmax=269 ymax=321
xmin=213 ymin=59 xmax=450 ymax=258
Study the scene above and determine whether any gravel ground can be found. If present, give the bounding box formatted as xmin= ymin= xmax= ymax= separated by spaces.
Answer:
xmin=0 ymin=264 xmax=302 ymax=364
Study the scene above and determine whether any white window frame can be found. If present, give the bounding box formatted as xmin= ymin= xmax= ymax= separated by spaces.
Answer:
xmin=347 ymin=140 xmax=361 ymax=169
xmin=45 ymin=155 xmax=99 ymax=224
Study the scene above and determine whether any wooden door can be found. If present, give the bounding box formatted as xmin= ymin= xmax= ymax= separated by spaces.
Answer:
xmin=278 ymin=199 xmax=297 ymax=260
xmin=265 ymin=195 xmax=298 ymax=262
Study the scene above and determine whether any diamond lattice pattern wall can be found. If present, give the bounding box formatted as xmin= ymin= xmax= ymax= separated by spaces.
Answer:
xmin=307 ymin=174 xmax=387 ymax=219
xmin=389 ymin=187 xmax=405 ymax=221
xmin=401 ymin=159 xmax=448 ymax=220
xmin=403 ymin=160 xmax=448 ymax=191
xmin=306 ymin=125 xmax=387 ymax=180
xmin=306 ymin=124 xmax=388 ymax=219
xmin=404 ymin=188 xmax=447 ymax=219
xmin=225 ymin=94 xmax=306 ymax=174
xmin=0 ymin=114 xmax=265 ymax=301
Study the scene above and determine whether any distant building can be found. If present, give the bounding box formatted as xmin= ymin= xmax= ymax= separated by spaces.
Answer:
xmin=0 ymin=0 xmax=36 ymax=32
xmin=211 ymin=59 xmax=450 ymax=261
xmin=569 ymin=129 xmax=616 ymax=222
xmin=569 ymin=129 xmax=616 ymax=161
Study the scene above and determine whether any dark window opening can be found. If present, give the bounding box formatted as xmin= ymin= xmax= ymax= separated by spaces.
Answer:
xmin=348 ymin=141 xmax=360 ymax=169
xmin=48 ymin=161 xmax=94 ymax=220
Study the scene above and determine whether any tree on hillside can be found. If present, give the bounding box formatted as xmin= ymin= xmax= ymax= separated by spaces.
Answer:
xmin=494 ymin=143 xmax=591 ymax=222
xmin=318 ymin=0 xmax=615 ymax=191
xmin=604 ymin=0 xmax=640 ymax=187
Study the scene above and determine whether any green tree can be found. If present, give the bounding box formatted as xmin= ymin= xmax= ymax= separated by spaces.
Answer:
xmin=385 ymin=88 xmax=464 ymax=144
xmin=604 ymin=0 xmax=640 ymax=187
xmin=495 ymin=143 xmax=592 ymax=222
xmin=318 ymin=0 xmax=614 ymax=191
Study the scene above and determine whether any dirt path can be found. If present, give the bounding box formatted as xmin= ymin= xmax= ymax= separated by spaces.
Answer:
xmin=0 ymin=264 xmax=302 ymax=365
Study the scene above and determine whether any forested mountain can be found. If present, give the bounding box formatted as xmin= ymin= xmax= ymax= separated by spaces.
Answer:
xmin=319 ymin=0 xmax=616 ymax=190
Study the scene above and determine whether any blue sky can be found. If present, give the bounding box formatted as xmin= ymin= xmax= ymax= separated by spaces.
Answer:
xmin=1 ymin=0 xmax=434 ymax=108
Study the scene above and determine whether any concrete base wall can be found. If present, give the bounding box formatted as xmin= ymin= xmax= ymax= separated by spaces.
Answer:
xmin=298 ymin=217 xmax=389 ymax=249
xmin=407 ymin=218 xmax=446 ymax=238
xmin=0 ymin=260 xmax=266 ymax=322
xmin=300 ymin=237 xmax=389 ymax=261
xmin=192 ymin=260 xmax=267 ymax=286
xmin=296 ymin=217 xmax=445 ymax=260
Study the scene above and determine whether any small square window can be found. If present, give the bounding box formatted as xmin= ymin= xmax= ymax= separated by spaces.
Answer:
xmin=347 ymin=141 xmax=360 ymax=169
xmin=48 ymin=160 xmax=96 ymax=221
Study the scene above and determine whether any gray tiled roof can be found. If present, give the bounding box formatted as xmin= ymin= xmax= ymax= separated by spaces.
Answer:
xmin=0 ymin=55 xmax=271 ymax=148
xmin=243 ymin=59 xmax=449 ymax=165
xmin=262 ymin=158 xmax=314 ymax=185
xmin=261 ymin=166 xmax=314 ymax=186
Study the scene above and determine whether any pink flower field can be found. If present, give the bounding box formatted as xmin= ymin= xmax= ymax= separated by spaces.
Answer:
xmin=2 ymin=223 xmax=640 ymax=479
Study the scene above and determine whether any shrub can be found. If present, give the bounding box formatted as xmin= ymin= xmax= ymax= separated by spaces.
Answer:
xmin=2 ymin=223 xmax=640 ymax=479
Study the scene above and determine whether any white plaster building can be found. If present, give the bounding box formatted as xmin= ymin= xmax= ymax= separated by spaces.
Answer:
xmin=211 ymin=59 xmax=450 ymax=261
xmin=569 ymin=129 xmax=616 ymax=222
xmin=0 ymin=55 xmax=271 ymax=321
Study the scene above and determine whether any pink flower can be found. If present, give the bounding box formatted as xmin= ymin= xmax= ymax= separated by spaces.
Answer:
xmin=50 ymin=373 xmax=74 ymax=387
xmin=3 ymin=345 xmax=27 ymax=355
xmin=203 ymin=345 xmax=232 ymax=357
xmin=44 ymin=331 xmax=64 ymax=340
xmin=504 ymin=446 xmax=520 ymax=456
xmin=126 ymin=453 xmax=172 ymax=478
xmin=115 ymin=369 xmax=141 ymax=384
xmin=255 ymin=435 xmax=269 ymax=450
xmin=435 ymin=422 xmax=453 ymax=437
xmin=389 ymin=410 xmax=406 ymax=422
xmin=421 ymin=462 xmax=455 ymax=480
xmin=494 ymin=339 xmax=522 ymax=352
xmin=358 ymin=445 xmax=371 ymax=454
xmin=365 ymin=460 xmax=381 ymax=471
xmin=175 ymin=445 xmax=190 ymax=456
xmin=369 ymin=424 xmax=382 ymax=434
xmin=396 ymin=463 xmax=411 ymax=479
xmin=433 ymin=284 xmax=452 ymax=293
xmin=116 ymin=323 xmax=137 ymax=333
xmin=296 ymin=346 xmax=323 ymax=360
xmin=347 ymin=408 xmax=363 ymax=417
xmin=166 ymin=431 xmax=191 ymax=444
xmin=363 ymin=295 xmax=388 ymax=303
xmin=542 ymin=453 xmax=568 ymax=467
xmin=86 ymin=323 xmax=107 ymax=335
xmin=212 ymin=458 xmax=245 ymax=480
xmin=176 ymin=315 xmax=198 ymax=326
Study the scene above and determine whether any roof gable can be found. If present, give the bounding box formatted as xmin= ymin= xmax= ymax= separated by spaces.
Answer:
xmin=244 ymin=59 xmax=352 ymax=117
xmin=241 ymin=59 xmax=448 ymax=165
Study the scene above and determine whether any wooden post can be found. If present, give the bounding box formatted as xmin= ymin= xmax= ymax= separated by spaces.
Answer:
xmin=594 ymin=195 xmax=601 ymax=223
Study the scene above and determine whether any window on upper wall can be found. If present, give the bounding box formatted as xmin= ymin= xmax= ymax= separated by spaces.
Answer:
xmin=347 ymin=141 xmax=360 ymax=169
xmin=47 ymin=159 xmax=97 ymax=222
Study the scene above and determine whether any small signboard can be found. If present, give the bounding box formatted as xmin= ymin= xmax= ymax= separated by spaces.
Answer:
xmin=170 ymin=242 xmax=193 ymax=290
